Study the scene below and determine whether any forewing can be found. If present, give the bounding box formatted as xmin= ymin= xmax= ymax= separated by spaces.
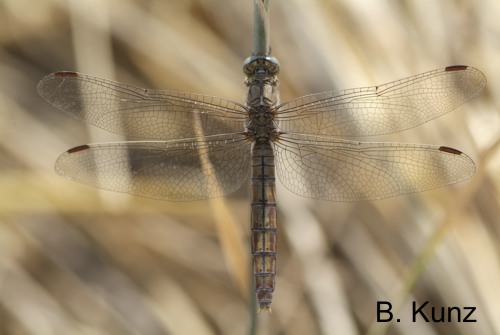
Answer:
xmin=275 ymin=66 xmax=486 ymax=137
xmin=55 ymin=134 xmax=252 ymax=201
xmin=274 ymin=133 xmax=475 ymax=201
xmin=38 ymin=72 xmax=248 ymax=140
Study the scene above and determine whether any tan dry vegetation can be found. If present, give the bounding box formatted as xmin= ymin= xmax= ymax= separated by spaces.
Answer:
xmin=0 ymin=0 xmax=499 ymax=334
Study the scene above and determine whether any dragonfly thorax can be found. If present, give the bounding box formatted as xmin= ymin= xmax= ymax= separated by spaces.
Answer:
xmin=246 ymin=79 xmax=279 ymax=107
xmin=246 ymin=105 xmax=278 ymax=142
xmin=244 ymin=56 xmax=280 ymax=108
xmin=243 ymin=56 xmax=280 ymax=142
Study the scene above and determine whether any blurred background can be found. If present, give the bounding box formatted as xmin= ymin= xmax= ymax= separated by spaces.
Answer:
xmin=1 ymin=0 xmax=499 ymax=334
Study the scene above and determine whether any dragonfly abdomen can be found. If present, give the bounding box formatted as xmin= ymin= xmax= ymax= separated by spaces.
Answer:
xmin=251 ymin=140 xmax=277 ymax=311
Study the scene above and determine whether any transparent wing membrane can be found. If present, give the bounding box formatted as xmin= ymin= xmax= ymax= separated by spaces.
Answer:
xmin=275 ymin=66 xmax=486 ymax=137
xmin=55 ymin=134 xmax=252 ymax=201
xmin=40 ymin=66 xmax=484 ymax=202
xmin=37 ymin=72 xmax=248 ymax=140
xmin=274 ymin=133 xmax=476 ymax=201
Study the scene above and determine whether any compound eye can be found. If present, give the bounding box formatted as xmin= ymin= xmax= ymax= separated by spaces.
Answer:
xmin=265 ymin=60 xmax=280 ymax=75
xmin=243 ymin=60 xmax=257 ymax=75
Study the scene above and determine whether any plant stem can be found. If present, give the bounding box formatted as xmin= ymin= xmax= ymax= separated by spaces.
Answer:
xmin=253 ymin=0 xmax=271 ymax=55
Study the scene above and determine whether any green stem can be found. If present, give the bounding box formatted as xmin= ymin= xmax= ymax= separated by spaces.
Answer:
xmin=253 ymin=0 xmax=271 ymax=55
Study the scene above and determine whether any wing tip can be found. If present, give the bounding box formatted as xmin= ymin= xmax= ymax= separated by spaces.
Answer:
xmin=444 ymin=65 xmax=487 ymax=97
xmin=37 ymin=71 xmax=79 ymax=97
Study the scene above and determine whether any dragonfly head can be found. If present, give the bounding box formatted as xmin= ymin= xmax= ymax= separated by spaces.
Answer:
xmin=243 ymin=55 xmax=280 ymax=78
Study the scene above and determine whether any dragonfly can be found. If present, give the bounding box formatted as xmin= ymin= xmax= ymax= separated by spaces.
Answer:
xmin=37 ymin=58 xmax=486 ymax=311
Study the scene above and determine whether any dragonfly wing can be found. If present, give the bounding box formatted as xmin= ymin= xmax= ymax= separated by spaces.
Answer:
xmin=55 ymin=134 xmax=252 ymax=201
xmin=38 ymin=72 xmax=248 ymax=140
xmin=275 ymin=66 xmax=486 ymax=136
xmin=274 ymin=133 xmax=475 ymax=201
